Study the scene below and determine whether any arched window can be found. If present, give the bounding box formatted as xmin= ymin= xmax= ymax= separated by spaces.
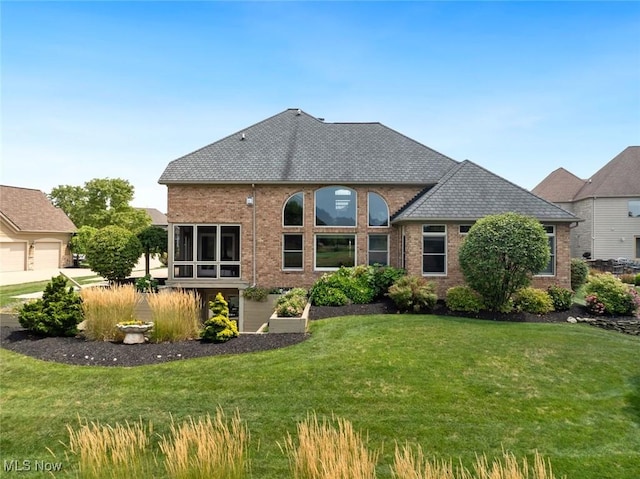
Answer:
xmin=315 ymin=186 xmax=356 ymax=227
xmin=368 ymin=192 xmax=389 ymax=227
xmin=283 ymin=192 xmax=304 ymax=226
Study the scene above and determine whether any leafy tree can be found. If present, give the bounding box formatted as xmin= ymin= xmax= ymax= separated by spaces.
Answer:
xmin=137 ymin=226 xmax=168 ymax=276
xmin=18 ymin=275 xmax=83 ymax=336
xmin=50 ymin=178 xmax=151 ymax=232
xmin=458 ymin=212 xmax=550 ymax=311
xmin=70 ymin=225 xmax=97 ymax=256
xmin=86 ymin=225 xmax=143 ymax=283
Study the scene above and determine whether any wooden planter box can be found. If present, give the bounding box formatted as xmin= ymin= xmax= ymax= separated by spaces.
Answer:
xmin=268 ymin=302 xmax=310 ymax=333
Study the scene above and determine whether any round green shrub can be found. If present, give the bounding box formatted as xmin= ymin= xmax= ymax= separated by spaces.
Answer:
xmin=445 ymin=285 xmax=484 ymax=313
xmin=547 ymin=284 xmax=573 ymax=311
xmin=387 ymin=276 xmax=437 ymax=313
xmin=512 ymin=287 xmax=554 ymax=314
xmin=86 ymin=225 xmax=143 ymax=283
xmin=18 ymin=275 xmax=83 ymax=336
xmin=584 ymin=273 xmax=639 ymax=316
xmin=570 ymin=258 xmax=589 ymax=291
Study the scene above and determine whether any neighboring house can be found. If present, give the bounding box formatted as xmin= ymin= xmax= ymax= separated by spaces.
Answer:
xmin=139 ymin=208 xmax=168 ymax=230
xmin=159 ymin=108 xmax=578 ymax=331
xmin=133 ymin=208 xmax=169 ymax=273
xmin=533 ymin=146 xmax=640 ymax=260
xmin=0 ymin=185 xmax=77 ymax=272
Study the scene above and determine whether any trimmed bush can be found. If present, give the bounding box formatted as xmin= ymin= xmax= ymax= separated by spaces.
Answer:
xmin=201 ymin=293 xmax=238 ymax=343
xmin=512 ymin=287 xmax=554 ymax=314
xmin=18 ymin=275 xmax=83 ymax=337
xmin=387 ymin=276 xmax=437 ymax=313
xmin=243 ymin=286 xmax=269 ymax=302
xmin=275 ymin=288 xmax=308 ymax=317
xmin=369 ymin=265 xmax=406 ymax=299
xmin=310 ymin=267 xmax=373 ymax=306
xmin=571 ymin=258 xmax=589 ymax=291
xmin=445 ymin=285 xmax=484 ymax=313
xmin=86 ymin=225 xmax=143 ymax=283
xmin=547 ymin=284 xmax=573 ymax=311
xmin=584 ymin=273 xmax=639 ymax=316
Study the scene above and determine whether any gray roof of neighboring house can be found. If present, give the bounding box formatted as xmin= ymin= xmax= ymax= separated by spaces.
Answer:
xmin=159 ymin=108 xmax=458 ymax=185
xmin=392 ymin=161 xmax=579 ymax=222
xmin=0 ymin=185 xmax=77 ymax=232
xmin=138 ymin=208 xmax=168 ymax=226
xmin=532 ymin=167 xmax=586 ymax=203
xmin=573 ymin=146 xmax=640 ymax=200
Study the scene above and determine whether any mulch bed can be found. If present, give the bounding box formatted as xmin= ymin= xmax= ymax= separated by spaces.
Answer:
xmin=1 ymin=301 xmax=637 ymax=367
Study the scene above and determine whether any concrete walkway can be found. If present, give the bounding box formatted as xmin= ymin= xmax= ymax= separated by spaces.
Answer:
xmin=0 ymin=267 xmax=168 ymax=287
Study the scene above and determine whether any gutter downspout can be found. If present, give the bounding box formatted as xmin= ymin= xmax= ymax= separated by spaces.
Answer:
xmin=252 ymin=183 xmax=257 ymax=286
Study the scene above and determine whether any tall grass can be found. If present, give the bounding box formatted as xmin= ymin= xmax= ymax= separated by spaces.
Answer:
xmin=281 ymin=412 xmax=379 ymax=479
xmin=65 ymin=418 xmax=154 ymax=479
xmin=392 ymin=443 xmax=563 ymax=479
xmin=147 ymin=289 xmax=201 ymax=342
xmin=159 ymin=408 xmax=250 ymax=479
xmin=81 ymin=285 xmax=139 ymax=341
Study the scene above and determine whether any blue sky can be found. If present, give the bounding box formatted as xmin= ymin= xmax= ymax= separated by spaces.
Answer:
xmin=2 ymin=1 xmax=639 ymax=212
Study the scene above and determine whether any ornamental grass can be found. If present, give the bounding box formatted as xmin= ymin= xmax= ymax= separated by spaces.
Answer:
xmin=159 ymin=408 xmax=250 ymax=479
xmin=81 ymin=285 xmax=139 ymax=341
xmin=65 ymin=418 xmax=154 ymax=479
xmin=146 ymin=289 xmax=201 ymax=342
xmin=281 ymin=412 xmax=378 ymax=479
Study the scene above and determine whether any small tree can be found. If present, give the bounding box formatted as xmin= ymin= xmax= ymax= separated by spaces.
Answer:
xmin=137 ymin=226 xmax=168 ymax=276
xmin=86 ymin=225 xmax=143 ymax=283
xmin=201 ymin=293 xmax=239 ymax=343
xmin=70 ymin=225 xmax=97 ymax=258
xmin=459 ymin=212 xmax=550 ymax=311
xmin=18 ymin=275 xmax=83 ymax=336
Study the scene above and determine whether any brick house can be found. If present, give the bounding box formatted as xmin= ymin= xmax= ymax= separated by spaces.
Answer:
xmin=159 ymin=109 xmax=578 ymax=331
xmin=0 ymin=185 xmax=77 ymax=272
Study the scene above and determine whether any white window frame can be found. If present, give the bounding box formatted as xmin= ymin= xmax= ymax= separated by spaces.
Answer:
xmin=171 ymin=224 xmax=241 ymax=279
xmin=314 ymin=186 xmax=357 ymax=227
xmin=314 ymin=234 xmax=357 ymax=271
xmin=422 ymin=225 xmax=447 ymax=276
xmin=537 ymin=225 xmax=556 ymax=276
xmin=282 ymin=233 xmax=304 ymax=271
xmin=283 ymin=192 xmax=304 ymax=227
xmin=368 ymin=234 xmax=389 ymax=266
xmin=367 ymin=192 xmax=389 ymax=227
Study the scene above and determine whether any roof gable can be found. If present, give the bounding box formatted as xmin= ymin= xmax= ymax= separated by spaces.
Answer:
xmin=532 ymin=168 xmax=586 ymax=203
xmin=0 ymin=185 xmax=76 ymax=233
xmin=573 ymin=146 xmax=640 ymax=200
xmin=392 ymin=161 xmax=578 ymax=222
xmin=159 ymin=109 xmax=459 ymax=185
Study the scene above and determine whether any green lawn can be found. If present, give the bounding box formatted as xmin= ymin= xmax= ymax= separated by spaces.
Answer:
xmin=1 ymin=314 xmax=639 ymax=478
xmin=0 ymin=276 xmax=101 ymax=310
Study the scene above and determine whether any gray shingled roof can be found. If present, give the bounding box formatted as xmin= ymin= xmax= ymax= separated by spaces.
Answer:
xmin=159 ymin=109 xmax=458 ymax=185
xmin=392 ymin=161 xmax=579 ymax=222
xmin=0 ymin=185 xmax=77 ymax=232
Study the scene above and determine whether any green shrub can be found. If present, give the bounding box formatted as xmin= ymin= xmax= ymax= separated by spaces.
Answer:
xmin=310 ymin=267 xmax=375 ymax=306
xmin=86 ymin=225 xmax=143 ymax=283
xmin=445 ymin=285 xmax=484 ymax=313
xmin=571 ymin=258 xmax=589 ymax=291
xmin=636 ymin=273 xmax=640 ymax=287
xmin=369 ymin=265 xmax=406 ymax=299
xmin=512 ymin=287 xmax=554 ymax=314
xmin=387 ymin=276 xmax=437 ymax=313
xmin=620 ymin=274 xmax=636 ymax=285
xmin=243 ymin=286 xmax=269 ymax=302
xmin=547 ymin=284 xmax=573 ymax=311
xmin=201 ymin=293 xmax=238 ymax=342
xmin=275 ymin=289 xmax=308 ymax=317
xmin=584 ymin=273 xmax=639 ymax=316
xmin=135 ymin=274 xmax=158 ymax=293
xmin=18 ymin=275 xmax=83 ymax=336
xmin=459 ymin=213 xmax=550 ymax=311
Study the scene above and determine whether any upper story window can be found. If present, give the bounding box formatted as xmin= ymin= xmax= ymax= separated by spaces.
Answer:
xmin=368 ymin=192 xmax=389 ymax=227
xmin=315 ymin=186 xmax=356 ymax=227
xmin=628 ymin=200 xmax=640 ymax=218
xmin=284 ymin=192 xmax=304 ymax=226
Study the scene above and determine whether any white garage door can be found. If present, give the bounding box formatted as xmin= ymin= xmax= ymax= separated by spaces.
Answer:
xmin=0 ymin=243 xmax=26 ymax=272
xmin=34 ymin=242 xmax=60 ymax=269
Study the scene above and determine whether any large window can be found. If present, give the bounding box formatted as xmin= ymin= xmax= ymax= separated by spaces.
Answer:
xmin=368 ymin=192 xmax=389 ymax=227
xmin=315 ymin=235 xmax=356 ymax=269
xmin=315 ymin=186 xmax=356 ymax=226
xmin=173 ymin=225 xmax=241 ymax=279
xmin=422 ymin=225 xmax=446 ymax=275
xmin=283 ymin=234 xmax=303 ymax=270
xmin=284 ymin=192 xmax=304 ymax=226
xmin=368 ymin=234 xmax=388 ymax=266
xmin=538 ymin=225 xmax=555 ymax=276
xmin=629 ymin=200 xmax=640 ymax=218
